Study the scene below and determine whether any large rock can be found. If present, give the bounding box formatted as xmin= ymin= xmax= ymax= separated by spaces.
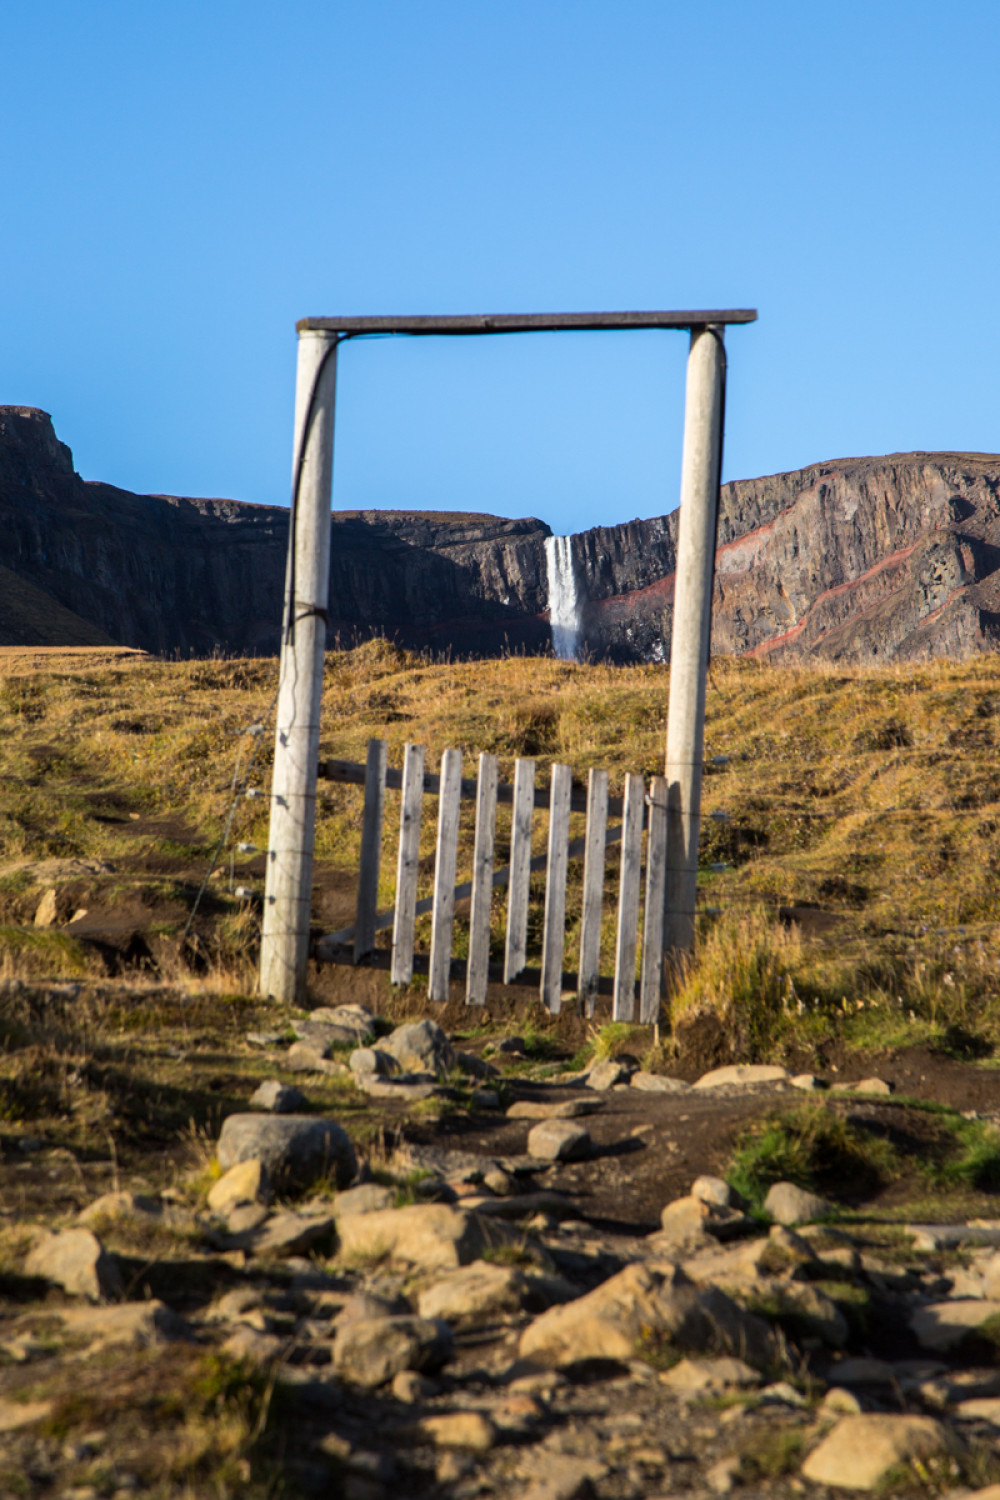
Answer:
xmin=207 ymin=1158 xmax=270 ymax=1214
xmin=380 ymin=1019 xmax=454 ymax=1078
xmin=526 ymin=1119 xmax=591 ymax=1162
xmin=586 ymin=1058 xmax=630 ymax=1091
xmin=800 ymin=1414 xmax=956 ymax=1489
xmin=24 ymin=1228 xmax=122 ymax=1301
xmin=764 ymin=1181 xmax=832 ymax=1226
xmin=693 ymin=1064 xmax=790 ymax=1089
xmin=333 ymin=1315 xmax=452 ymax=1387
xmin=334 ymin=1203 xmax=515 ymax=1272
xmin=518 ymin=1261 xmax=774 ymax=1370
xmin=630 ymin=1071 xmax=691 ymax=1094
xmin=54 ymin=1301 xmax=191 ymax=1350
xmin=910 ymin=1299 xmax=1000 ymax=1351
xmin=417 ymin=1261 xmax=539 ymax=1324
xmin=216 ymin=1114 xmax=356 ymax=1192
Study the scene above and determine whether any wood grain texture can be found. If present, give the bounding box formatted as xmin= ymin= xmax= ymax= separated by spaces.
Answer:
xmin=354 ymin=737 xmax=387 ymax=965
xmin=429 ymin=748 xmax=463 ymax=1002
xmin=390 ymin=742 xmax=425 ymax=986
xmin=613 ymin=773 xmax=645 ymax=1021
xmin=504 ymin=757 xmax=536 ymax=984
xmin=640 ymin=774 xmax=668 ymax=1024
xmin=578 ymin=767 xmax=609 ymax=1017
xmin=466 ymin=752 xmax=498 ymax=1006
xmin=540 ymin=763 xmax=573 ymax=1014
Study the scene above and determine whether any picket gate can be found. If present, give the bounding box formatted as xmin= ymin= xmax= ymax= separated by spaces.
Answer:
xmin=313 ymin=739 xmax=671 ymax=1022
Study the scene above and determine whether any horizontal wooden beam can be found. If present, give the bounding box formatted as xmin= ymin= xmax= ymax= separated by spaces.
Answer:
xmin=298 ymin=309 xmax=757 ymax=336
xmin=318 ymin=756 xmax=626 ymax=817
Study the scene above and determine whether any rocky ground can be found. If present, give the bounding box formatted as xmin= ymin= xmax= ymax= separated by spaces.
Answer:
xmin=4 ymin=1001 xmax=1000 ymax=1499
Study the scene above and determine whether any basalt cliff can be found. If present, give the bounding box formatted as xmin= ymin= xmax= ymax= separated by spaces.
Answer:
xmin=2 ymin=404 xmax=999 ymax=664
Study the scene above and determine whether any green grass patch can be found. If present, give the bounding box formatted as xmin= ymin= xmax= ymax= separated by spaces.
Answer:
xmin=726 ymin=1102 xmax=898 ymax=1212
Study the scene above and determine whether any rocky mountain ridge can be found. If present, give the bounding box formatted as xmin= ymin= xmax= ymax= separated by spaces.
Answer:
xmin=2 ymin=404 xmax=999 ymax=663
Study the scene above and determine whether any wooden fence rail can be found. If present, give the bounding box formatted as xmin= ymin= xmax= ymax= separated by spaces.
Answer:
xmin=315 ymin=739 xmax=672 ymax=1023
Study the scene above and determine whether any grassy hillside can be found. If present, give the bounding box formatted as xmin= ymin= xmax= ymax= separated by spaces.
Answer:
xmin=1 ymin=640 xmax=999 ymax=1061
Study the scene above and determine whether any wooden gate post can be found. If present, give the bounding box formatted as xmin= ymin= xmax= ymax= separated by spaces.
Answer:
xmin=663 ymin=325 xmax=725 ymax=961
xmin=259 ymin=329 xmax=338 ymax=1002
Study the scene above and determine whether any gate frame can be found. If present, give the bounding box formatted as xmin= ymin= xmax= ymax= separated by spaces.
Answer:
xmin=259 ymin=308 xmax=757 ymax=1004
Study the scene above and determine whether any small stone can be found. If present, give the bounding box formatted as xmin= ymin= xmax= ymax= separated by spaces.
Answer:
xmin=763 ymin=1180 xmax=832 ymax=1225
xmin=349 ymin=1047 xmax=397 ymax=1077
xmin=333 ymin=1316 xmax=452 ymax=1388
xmin=222 ymin=1325 xmax=283 ymax=1364
xmin=417 ymin=1261 xmax=532 ymax=1324
xmin=334 ymin=1203 xmax=517 ymax=1272
xmin=55 ymin=1301 xmax=191 ymax=1351
xmin=207 ymin=1159 xmax=270 ymax=1214
xmin=34 ymin=888 xmax=58 ymax=927
xmin=800 ymin=1414 xmax=956 ymax=1490
xmin=226 ymin=1202 xmax=269 ymax=1234
xmin=471 ymin=1088 xmax=501 ymax=1109
xmin=391 ymin=1369 xmax=436 ymax=1403
xmin=332 ymin=1183 xmax=395 ymax=1216
xmin=216 ymin=1114 xmax=356 ymax=1192
xmin=249 ymin=1080 xmax=307 ymax=1113
xmin=0 ymin=1397 xmax=54 ymax=1431
xmin=526 ymin=1119 xmax=591 ymax=1162
xmin=417 ymin=1412 xmax=495 ymax=1451
xmin=819 ymin=1387 xmax=864 ymax=1418
xmin=379 ymin=1019 xmax=454 ymax=1078
xmin=955 ymin=1398 xmax=1000 ymax=1425
xmin=630 ymin=1071 xmax=691 ymax=1093
xmin=851 ymin=1077 xmax=892 ymax=1095
xmin=519 ymin=1452 xmax=608 ymax=1500
xmin=693 ymin=1064 xmax=790 ymax=1089
xmin=790 ymin=1073 xmax=821 ymax=1091
xmin=705 ymin=1455 xmax=741 ymax=1494
xmin=759 ymin=1380 xmax=808 ymax=1407
xmin=659 ymin=1356 xmax=761 ymax=1394
xmin=483 ymin=1167 xmax=516 ymax=1196
xmin=24 ymin=1228 xmax=122 ymax=1301
xmin=910 ymin=1299 xmax=1000 ymax=1352
xmin=245 ymin=1210 xmax=335 ymax=1258
xmin=497 ymin=1036 xmax=526 ymax=1054
xmin=355 ymin=1075 xmax=438 ymax=1100
xmin=506 ymin=1098 xmax=598 ymax=1120
xmin=587 ymin=1058 xmax=630 ymax=1091
xmin=284 ymin=1042 xmax=345 ymax=1074
xmin=692 ymin=1175 xmax=735 ymax=1209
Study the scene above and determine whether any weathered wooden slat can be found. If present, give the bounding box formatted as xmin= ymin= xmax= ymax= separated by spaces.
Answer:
xmin=540 ymin=763 xmax=573 ymax=1014
xmin=613 ymin=773 xmax=645 ymax=1021
xmin=466 ymin=753 xmax=498 ymax=1006
xmin=577 ymin=767 xmax=609 ymax=1017
xmin=504 ymin=758 xmax=536 ymax=984
xmin=319 ymin=756 xmax=625 ymax=817
xmin=640 ymin=774 xmax=669 ymax=1023
xmin=316 ymin=821 xmax=624 ymax=953
xmin=428 ymin=748 xmax=462 ymax=1002
xmin=354 ymin=738 xmax=387 ymax=964
xmin=390 ymin=742 xmax=426 ymax=986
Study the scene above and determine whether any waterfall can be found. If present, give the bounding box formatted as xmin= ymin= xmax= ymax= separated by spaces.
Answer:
xmin=545 ymin=534 xmax=581 ymax=661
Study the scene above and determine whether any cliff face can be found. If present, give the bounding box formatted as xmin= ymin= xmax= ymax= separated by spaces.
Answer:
xmin=2 ymin=405 xmax=1000 ymax=664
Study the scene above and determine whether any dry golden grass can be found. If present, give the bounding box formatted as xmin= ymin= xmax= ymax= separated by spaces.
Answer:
xmin=1 ymin=638 xmax=1000 ymax=1052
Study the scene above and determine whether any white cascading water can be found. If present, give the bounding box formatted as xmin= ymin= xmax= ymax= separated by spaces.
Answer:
xmin=544 ymin=534 xmax=581 ymax=661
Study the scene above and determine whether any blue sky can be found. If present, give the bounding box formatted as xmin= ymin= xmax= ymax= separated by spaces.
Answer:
xmin=3 ymin=2 xmax=998 ymax=535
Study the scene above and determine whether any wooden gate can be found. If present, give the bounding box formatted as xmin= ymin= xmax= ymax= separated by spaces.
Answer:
xmin=314 ymin=738 xmax=674 ymax=1023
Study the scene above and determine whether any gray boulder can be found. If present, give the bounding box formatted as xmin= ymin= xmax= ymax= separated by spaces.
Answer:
xmin=381 ymin=1019 xmax=455 ymax=1078
xmin=217 ymin=1114 xmax=356 ymax=1192
xmin=333 ymin=1315 xmax=452 ymax=1388
xmin=763 ymin=1181 xmax=832 ymax=1226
